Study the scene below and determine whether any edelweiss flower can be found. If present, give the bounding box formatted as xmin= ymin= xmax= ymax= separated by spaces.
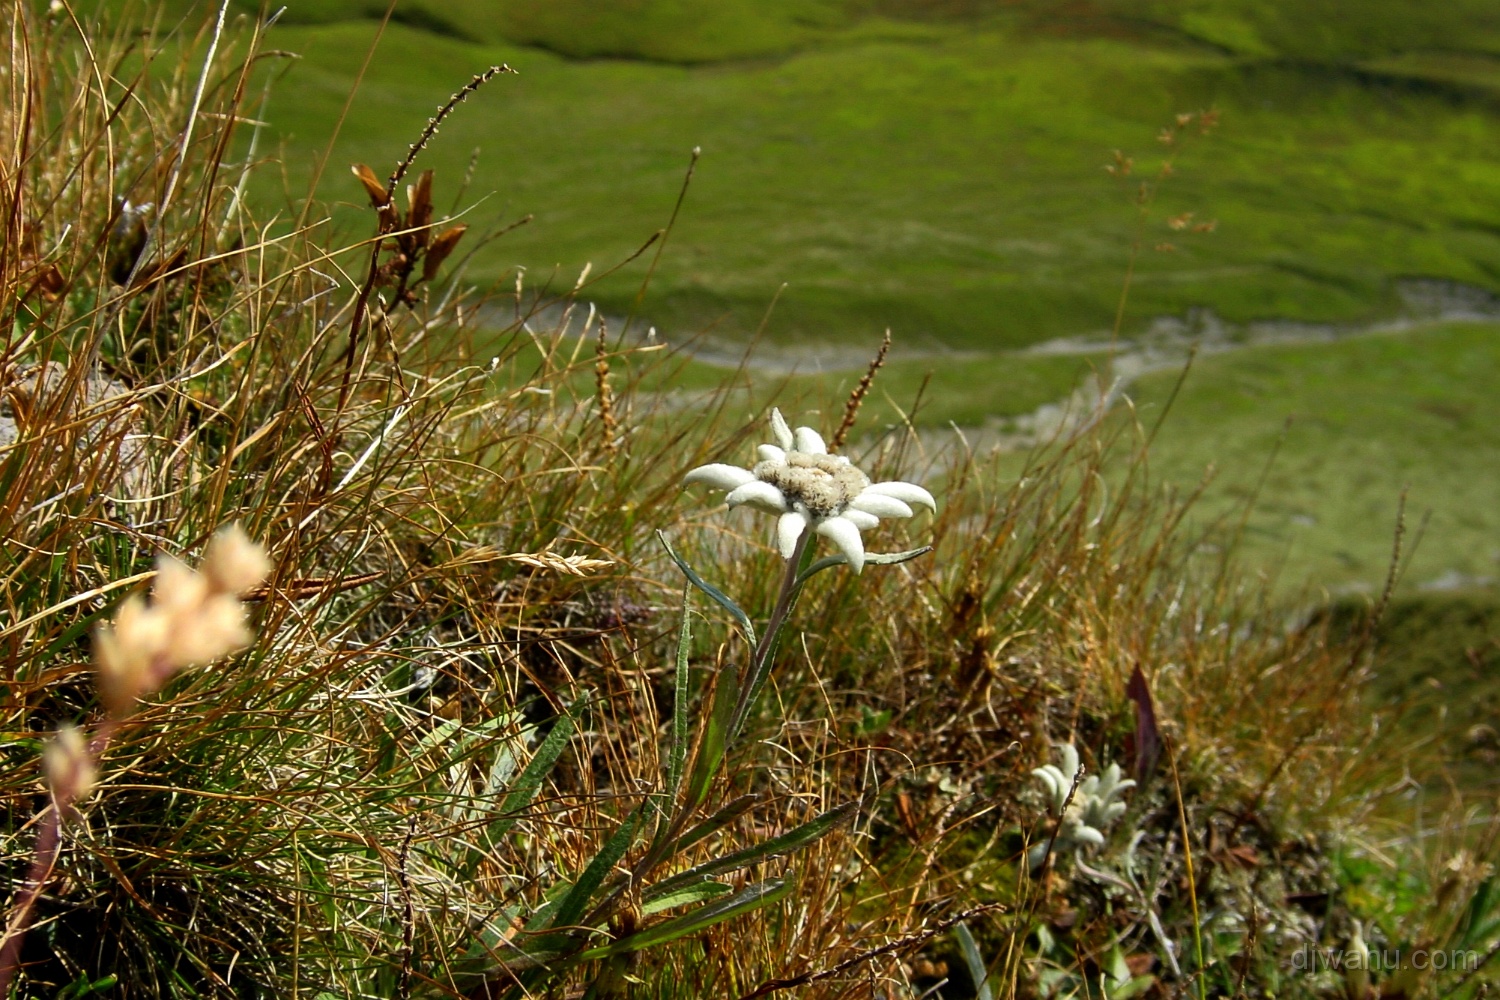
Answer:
xmin=684 ymin=409 xmax=935 ymax=572
xmin=1029 ymin=742 xmax=1135 ymax=869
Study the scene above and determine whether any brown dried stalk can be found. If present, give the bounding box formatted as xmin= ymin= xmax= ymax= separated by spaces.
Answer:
xmin=340 ymin=65 xmax=512 ymax=411
xmin=830 ymin=328 xmax=890 ymax=452
xmin=595 ymin=319 xmax=618 ymax=455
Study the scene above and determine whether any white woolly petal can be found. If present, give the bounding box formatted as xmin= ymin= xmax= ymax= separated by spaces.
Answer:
xmin=864 ymin=481 xmax=936 ymax=512
xmin=757 ymin=444 xmax=786 ymax=464
xmin=1072 ymin=826 xmax=1106 ymax=848
xmin=769 ymin=409 xmax=794 ymax=451
xmin=849 ymin=493 xmax=914 ymax=519
xmin=776 ymin=512 xmax=809 ymax=559
xmin=684 ymin=464 xmax=755 ymax=492
xmin=1058 ymin=743 xmax=1080 ymax=783
xmin=793 ymin=426 xmax=827 ymax=455
xmin=726 ymin=480 xmax=790 ymax=513
xmin=815 ymin=516 xmax=866 ymax=573
xmin=842 ymin=509 xmax=879 ymax=530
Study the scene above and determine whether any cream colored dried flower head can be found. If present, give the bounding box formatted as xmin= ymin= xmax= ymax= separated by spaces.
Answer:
xmin=94 ymin=524 xmax=269 ymax=715
xmin=44 ymin=725 xmax=96 ymax=803
xmin=684 ymin=409 xmax=935 ymax=573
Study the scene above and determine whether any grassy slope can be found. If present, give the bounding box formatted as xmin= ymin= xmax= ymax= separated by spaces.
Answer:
xmin=123 ymin=0 xmax=1500 ymax=591
xmin=1123 ymin=322 xmax=1500 ymax=592
xmin=212 ymin=6 xmax=1500 ymax=350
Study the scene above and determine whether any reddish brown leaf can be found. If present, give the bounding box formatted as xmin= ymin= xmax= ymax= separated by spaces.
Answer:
xmin=1126 ymin=664 xmax=1162 ymax=783
xmin=422 ymin=223 xmax=467 ymax=281
xmin=351 ymin=163 xmax=390 ymax=207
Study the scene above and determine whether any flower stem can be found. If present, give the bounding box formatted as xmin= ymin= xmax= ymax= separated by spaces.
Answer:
xmin=0 ymin=803 xmax=64 ymax=995
xmin=731 ymin=531 xmax=812 ymax=738
xmin=0 ymin=719 xmax=122 ymax=995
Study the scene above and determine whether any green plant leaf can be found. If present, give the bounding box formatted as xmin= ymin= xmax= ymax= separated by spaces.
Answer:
xmin=673 ymin=793 xmax=762 ymax=855
xmin=640 ymin=880 xmax=732 ymax=915
xmin=668 ymin=584 xmax=693 ymax=802
xmin=484 ymin=695 xmax=587 ymax=844
xmin=1110 ymin=975 xmax=1157 ymax=999
xmin=548 ymin=809 xmax=643 ymax=934
xmin=657 ymin=530 xmax=756 ymax=647
xmin=645 ymin=800 xmax=857 ymax=902
xmin=794 ymin=546 xmax=932 ymax=588
xmin=682 ymin=660 xmax=740 ymax=814
xmin=578 ymin=878 xmax=791 ymax=960
xmin=954 ymin=921 xmax=994 ymax=1000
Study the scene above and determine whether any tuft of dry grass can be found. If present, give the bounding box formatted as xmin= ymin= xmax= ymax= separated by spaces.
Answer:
xmin=0 ymin=3 xmax=1495 ymax=999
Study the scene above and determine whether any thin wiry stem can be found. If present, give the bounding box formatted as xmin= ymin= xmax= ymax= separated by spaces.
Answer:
xmin=0 ymin=803 xmax=63 ymax=995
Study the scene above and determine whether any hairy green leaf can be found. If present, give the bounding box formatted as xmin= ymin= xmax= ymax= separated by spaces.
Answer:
xmin=954 ymin=921 xmax=994 ymax=1000
xmin=645 ymin=800 xmax=857 ymax=902
xmin=578 ymin=878 xmax=791 ymax=959
xmin=640 ymin=880 xmax=732 ymax=916
xmin=795 ymin=545 xmax=932 ymax=588
xmin=657 ymin=530 xmax=756 ymax=647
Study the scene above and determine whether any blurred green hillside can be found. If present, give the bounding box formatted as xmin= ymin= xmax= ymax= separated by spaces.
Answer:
xmin=138 ymin=0 xmax=1500 ymax=63
xmin=114 ymin=0 xmax=1500 ymax=348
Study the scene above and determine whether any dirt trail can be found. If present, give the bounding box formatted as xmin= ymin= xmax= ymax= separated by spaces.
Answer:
xmin=507 ymin=278 xmax=1500 ymax=448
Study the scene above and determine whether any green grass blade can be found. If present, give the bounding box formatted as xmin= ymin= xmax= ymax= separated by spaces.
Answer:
xmin=668 ymin=584 xmax=693 ymax=801
xmin=954 ymin=921 xmax=994 ymax=1000
xmin=577 ymin=878 xmax=791 ymax=960
xmin=657 ymin=530 xmax=756 ymax=647
xmin=644 ymin=800 xmax=857 ymax=902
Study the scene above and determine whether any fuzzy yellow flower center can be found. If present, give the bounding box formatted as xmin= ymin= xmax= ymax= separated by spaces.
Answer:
xmin=753 ymin=452 xmax=870 ymax=518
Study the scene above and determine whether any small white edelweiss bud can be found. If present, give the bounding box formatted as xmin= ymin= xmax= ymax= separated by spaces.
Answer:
xmin=684 ymin=408 xmax=935 ymax=573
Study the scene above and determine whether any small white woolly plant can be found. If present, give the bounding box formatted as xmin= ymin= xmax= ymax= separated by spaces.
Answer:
xmin=0 ymin=524 xmax=271 ymax=994
xmin=1028 ymin=742 xmax=1136 ymax=872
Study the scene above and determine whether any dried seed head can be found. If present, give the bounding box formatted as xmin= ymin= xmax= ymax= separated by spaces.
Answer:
xmin=94 ymin=526 xmax=269 ymax=716
xmin=154 ymin=555 xmax=210 ymax=618
xmin=44 ymin=725 xmax=95 ymax=803
xmin=167 ymin=594 xmax=252 ymax=667
xmin=95 ymin=595 xmax=165 ymax=714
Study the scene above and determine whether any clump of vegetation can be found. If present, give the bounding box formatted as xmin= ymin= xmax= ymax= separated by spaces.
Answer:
xmin=1 ymin=4 xmax=1496 ymax=999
